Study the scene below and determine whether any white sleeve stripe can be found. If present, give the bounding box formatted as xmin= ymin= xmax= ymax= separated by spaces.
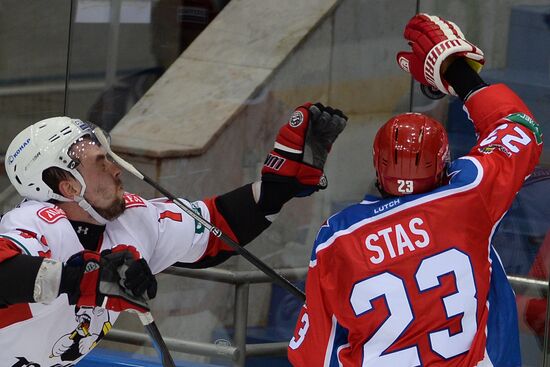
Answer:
xmin=274 ymin=142 xmax=302 ymax=154
xmin=336 ymin=343 xmax=351 ymax=367
xmin=323 ymin=315 xmax=338 ymax=367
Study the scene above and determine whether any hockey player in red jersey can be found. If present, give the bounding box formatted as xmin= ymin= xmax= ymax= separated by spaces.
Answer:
xmin=0 ymin=104 xmax=346 ymax=365
xmin=288 ymin=13 xmax=543 ymax=367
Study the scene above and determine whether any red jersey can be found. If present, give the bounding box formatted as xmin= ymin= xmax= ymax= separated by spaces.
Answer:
xmin=288 ymin=84 xmax=543 ymax=367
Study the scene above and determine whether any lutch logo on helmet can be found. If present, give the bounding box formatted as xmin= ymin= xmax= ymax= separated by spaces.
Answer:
xmin=7 ymin=138 xmax=31 ymax=165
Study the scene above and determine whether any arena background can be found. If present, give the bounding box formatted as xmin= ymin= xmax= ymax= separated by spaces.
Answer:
xmin=0 ymin=0 xmax=549 ymax=365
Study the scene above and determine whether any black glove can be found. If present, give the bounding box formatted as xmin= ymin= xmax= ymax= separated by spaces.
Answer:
xmin=259 ymin=102 xmax=347 ymax=215
xmin=59 ymin=245 xmax=157 ymax=313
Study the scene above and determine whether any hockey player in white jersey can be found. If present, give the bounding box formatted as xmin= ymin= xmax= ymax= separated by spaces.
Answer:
xmin=0 ymin=104 xmax=346 ymax=366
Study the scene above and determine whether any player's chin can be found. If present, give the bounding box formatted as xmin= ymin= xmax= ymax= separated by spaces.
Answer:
xmin=95 ymin=196 xmax=126 ymax=221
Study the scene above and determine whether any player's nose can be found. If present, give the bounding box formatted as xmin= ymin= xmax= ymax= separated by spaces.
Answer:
xmin=108 ymin=159 xmax=122 ymax=178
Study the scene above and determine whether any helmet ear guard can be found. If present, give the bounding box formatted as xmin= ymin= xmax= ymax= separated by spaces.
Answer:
xmin=373 ymin=113 xmax=450 ymax=197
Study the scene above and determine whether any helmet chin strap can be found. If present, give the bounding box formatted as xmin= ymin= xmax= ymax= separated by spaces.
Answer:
xmin=54 ymin=169 xmax=110 ymax=225
xmin=74 ymin=196 xmax=109 ymax=225
xmin=74 ymin=170 xmax=109 ymax=225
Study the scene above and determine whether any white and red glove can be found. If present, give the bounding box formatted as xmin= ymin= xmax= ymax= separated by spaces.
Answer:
xmin=262 ymin=102 xmax=347 ymax=196
xmin=396 ymin=13 xmax=485 ymax=96
xmin=60 ymin=245 xmax=157 ymax=313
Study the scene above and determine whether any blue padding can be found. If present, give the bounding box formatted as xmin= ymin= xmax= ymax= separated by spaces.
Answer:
xmin=79 ymin=347 xmax=222 ymax=367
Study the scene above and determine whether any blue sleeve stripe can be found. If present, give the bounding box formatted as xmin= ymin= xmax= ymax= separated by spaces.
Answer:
xmin=323 ymin=315 xmax=350 ymax=367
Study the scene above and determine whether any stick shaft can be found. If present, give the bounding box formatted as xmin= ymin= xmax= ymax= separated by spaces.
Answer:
xmin=142 ymin=175 xmax=306 ymax=302
xmin=138 ymin=312 xmax=176 ymax=367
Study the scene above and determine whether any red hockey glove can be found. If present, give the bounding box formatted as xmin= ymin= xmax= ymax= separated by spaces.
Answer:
xmin=60 ymin=245 xmax=157 ymax=313
xmin=261 ymin=102 xmax=347 ymax=197
xmin=396 ymin=13 xmax=484 ymax=96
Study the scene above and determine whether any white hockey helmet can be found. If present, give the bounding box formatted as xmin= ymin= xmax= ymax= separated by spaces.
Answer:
xmin=5 ymin=117 xmax=111 ymax=223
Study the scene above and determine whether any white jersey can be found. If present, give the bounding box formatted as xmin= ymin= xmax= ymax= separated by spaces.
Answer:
xmin=0 ymin=193 xmax=216 ymax=366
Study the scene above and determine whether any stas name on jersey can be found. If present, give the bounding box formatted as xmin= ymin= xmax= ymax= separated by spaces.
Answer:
xmin=365 ymin=215 xmax=432 ymax=265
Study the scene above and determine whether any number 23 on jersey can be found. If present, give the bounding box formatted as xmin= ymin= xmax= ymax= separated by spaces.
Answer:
xmin=291 ymin=248 xmax=478 ymax=366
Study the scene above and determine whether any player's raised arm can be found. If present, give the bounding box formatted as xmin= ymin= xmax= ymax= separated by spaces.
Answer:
xmin=397 ymin=13 xmax=543 ymax=221
xmin=176 ymin=103 xmax=347 ymax=268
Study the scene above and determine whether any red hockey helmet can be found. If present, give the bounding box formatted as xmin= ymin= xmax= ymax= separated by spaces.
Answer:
xmin=373 ymin=112 xmax=450 ymax=196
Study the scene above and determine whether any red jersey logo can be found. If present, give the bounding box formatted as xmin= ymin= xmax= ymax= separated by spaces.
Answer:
xmin=124 ymin=193 xmax=147 ymax=209
xmin=37 ymin=207 xmax=67 ymax=224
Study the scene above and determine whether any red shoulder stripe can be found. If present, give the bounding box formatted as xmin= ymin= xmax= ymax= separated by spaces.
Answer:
xmin=199 ymin=197 xmax=238 ymax=259
xmin=0 ymin=238 xmax=23 ymax=263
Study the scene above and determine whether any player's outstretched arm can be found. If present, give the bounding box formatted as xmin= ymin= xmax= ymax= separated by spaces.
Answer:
xmin=0 ymin=240 xmax=156 ymax=312
xmin=186 ymin=103 xmax=347 ymax=268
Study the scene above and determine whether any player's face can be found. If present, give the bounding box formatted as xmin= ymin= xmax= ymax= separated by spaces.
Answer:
xmin=70 ymin=139 xmax=125 ymax=220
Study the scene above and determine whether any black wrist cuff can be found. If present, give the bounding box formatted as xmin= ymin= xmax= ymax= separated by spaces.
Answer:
xmin=215 ymin=183 xmax=271 ymax=246
xmin=0 ymin=255 xmax=44 ymax=306
xmin=59 ymin=264 xmax=82 ymax=304
xmin=258 ymin=177 xmax=308 ymax=214
xmin=443 ymin=58 xmax=488 ymax=101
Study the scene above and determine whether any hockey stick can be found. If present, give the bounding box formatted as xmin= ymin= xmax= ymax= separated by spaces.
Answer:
xmin=137 ymin=312 xmax=176 ymax=367
xmin=94 ymin=128 xmax=306 ymax=302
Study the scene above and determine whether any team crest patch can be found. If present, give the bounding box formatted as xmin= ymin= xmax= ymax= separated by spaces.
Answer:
xmin=478 ymin=144 xmax=512 ymax=157
xmin=37 ymin=206 xmax=67 ymax=224
xmin=505 ymin=113 xmax=543 ymax=145
xmin=289 ymin=111 xmax=304 ymax=127
xmin=124 ymin=193 xmax=147 ymax=208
